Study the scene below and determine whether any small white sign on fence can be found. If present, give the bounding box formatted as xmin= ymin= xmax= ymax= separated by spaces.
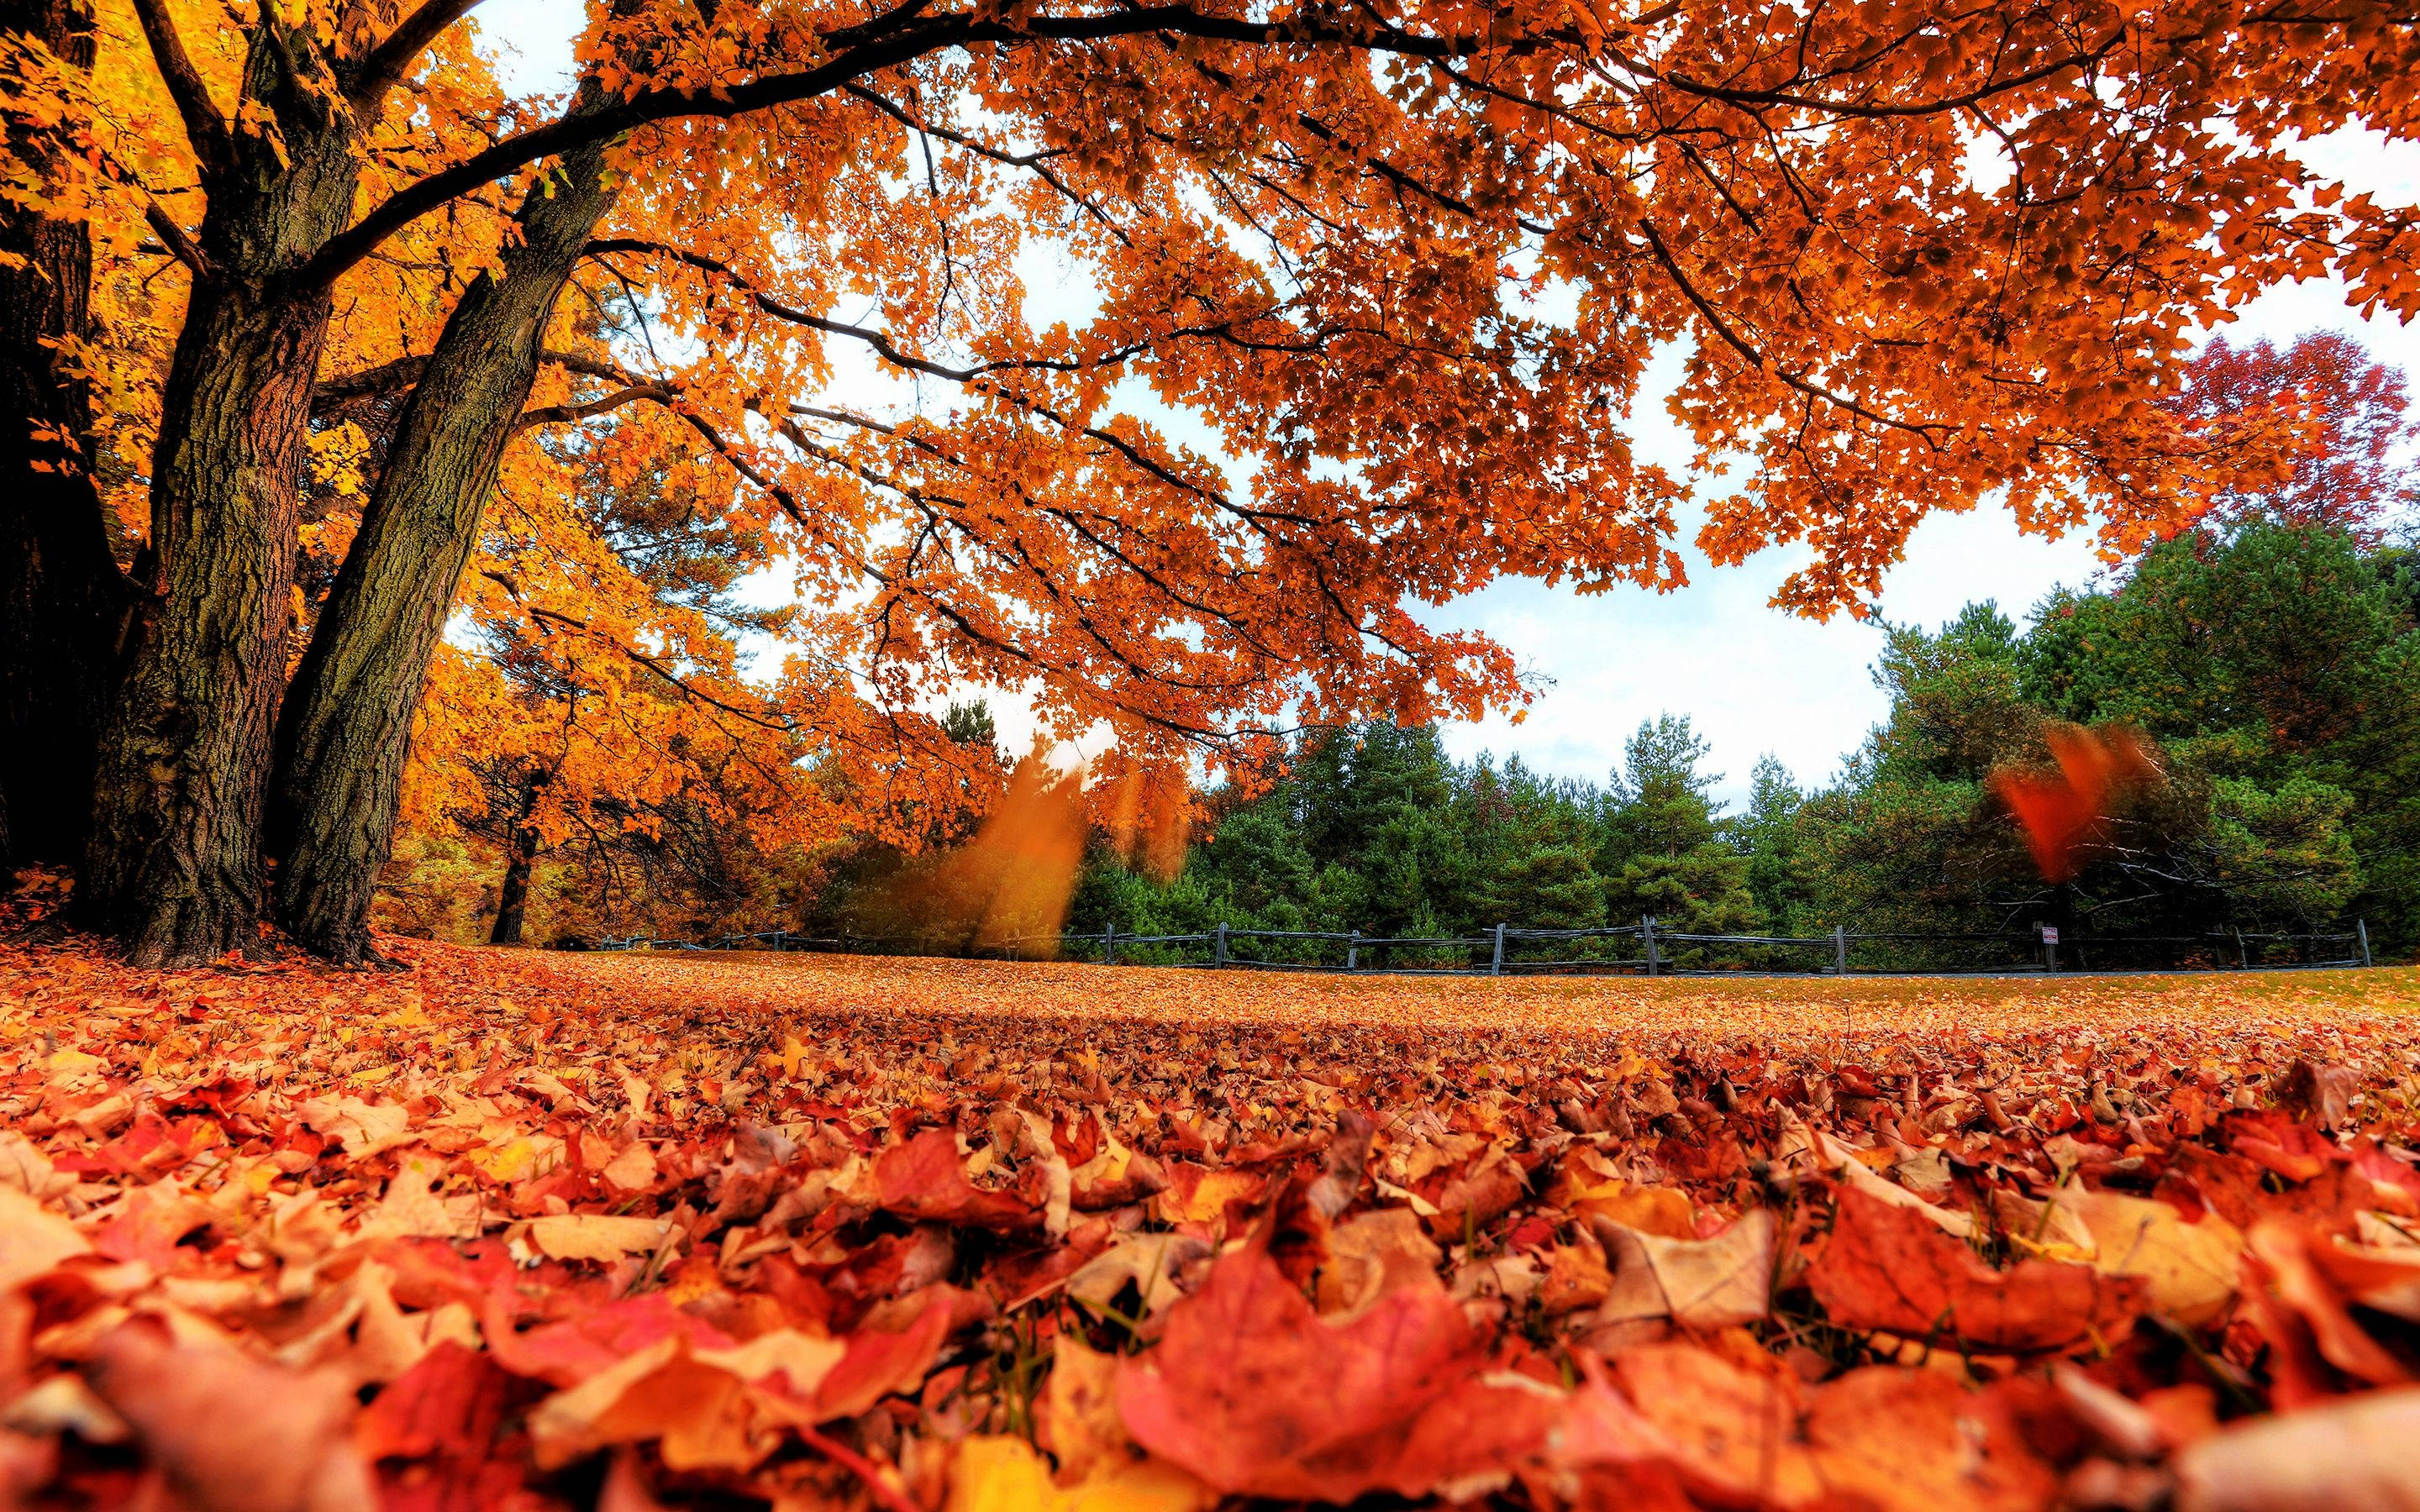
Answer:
xmin=2039 ymin=926 xmax=2060 ymax=944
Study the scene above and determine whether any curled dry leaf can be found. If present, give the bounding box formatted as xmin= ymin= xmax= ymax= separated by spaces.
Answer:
xmin=1995 ymin=1186 xmax=2245 ymax=1327
xmin=1589 ymin=1208 xmax=1776 ymax=1331
xmin=1064 ymin=1231 xmax=1213 ymax=1320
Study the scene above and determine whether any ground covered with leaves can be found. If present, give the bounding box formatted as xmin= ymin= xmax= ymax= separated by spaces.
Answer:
xmin=2 ymin=927 xmax=2418 ymax=1512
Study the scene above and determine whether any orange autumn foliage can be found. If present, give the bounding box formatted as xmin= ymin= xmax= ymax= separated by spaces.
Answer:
xmin=8 ymin=0 xmax=2417 ymax=866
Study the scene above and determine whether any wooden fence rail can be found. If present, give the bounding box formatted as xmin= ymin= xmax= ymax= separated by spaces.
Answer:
xmin=594 ymin=916 xmax=2375 ymax=977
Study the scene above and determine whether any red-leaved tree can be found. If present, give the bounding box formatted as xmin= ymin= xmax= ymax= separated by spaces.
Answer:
xmin=2168 ymin=331 xmax=2417 ymax=546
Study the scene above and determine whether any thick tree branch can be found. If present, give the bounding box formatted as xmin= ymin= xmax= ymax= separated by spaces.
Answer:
xmin=348 ymin=0 xmax=487 ymax=111
xmin=314 ymin=347 xmax=637 ymax=413
xmin=515 ymin=382 xmax=677 ymax=430
xmin=143 ymin=201 xmax=211 ymax=281
xmin=129 ymin=0 xmax=233 ymax=181
xmin=297 ymin=4 xmax=1541 ymax=288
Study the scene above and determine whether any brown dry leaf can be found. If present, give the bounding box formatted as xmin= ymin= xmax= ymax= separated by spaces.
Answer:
xmin=1424 ymin=1146 xmax=1528 ymax=1241
xmin=1065 ymin=1231 xmax=1212 ymax=1320
xmin=293 ymin=1097 xmax=415 ymax=1160
xmin=1591 ymin=1208 xmax=1776 ymax=1330
xmin=1317 ymin=1208 xmax=1446 ymax=1317
xmin=2173 ymin=1385 xmax=2420 ymax=1511
xmin=0 ymin=1183 xmax=87 ymax=1288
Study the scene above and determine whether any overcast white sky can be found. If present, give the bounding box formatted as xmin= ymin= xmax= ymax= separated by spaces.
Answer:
xmin=476 ymin=5 xmax=2420 ymax=807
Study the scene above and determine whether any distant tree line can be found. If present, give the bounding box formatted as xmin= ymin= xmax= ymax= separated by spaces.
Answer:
xmin=1053 ymin=518 xmax=2420 ymax=963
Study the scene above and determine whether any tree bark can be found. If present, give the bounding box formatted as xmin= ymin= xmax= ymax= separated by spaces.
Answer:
xmin=80 ymin=24 xmax=363 ymax=964
xmin=0 ymin=0 xmax=135 ymax=873
xmin=269 ymin=134 xmax=622 ymax=962
xmin=491 ymin=831 xmax=536 ymax=946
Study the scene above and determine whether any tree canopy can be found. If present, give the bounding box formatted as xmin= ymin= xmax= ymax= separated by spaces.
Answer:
xmin=2 ymin=0 xmax=2417 ymax=963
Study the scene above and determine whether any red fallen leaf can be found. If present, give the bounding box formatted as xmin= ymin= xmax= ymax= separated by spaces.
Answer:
xmin=1053 ymin=1110 xmax=1102 ymax=1167
xmin=2351 ymin=1142 xmax=2420 ymax=1215
xmin=90 ymin=1179 xmax=218 ymax=1268
xmin=1608 ymin=1341 xmax=1823 ymax=1507
xmin=83 ymin=1317 xmax=377 ymax=1512
xmin=872 ymin=1128 xmax=1038 ymax=1231
xmin=380 ymin=1237 xmax=558 ymax=1313
xmin=1422 ymin=1145 xmax=1528 ymax=1240
xmin=1808 ymin=1188 xmax=2144 ymax=1352
xmin=1115 ymin=1234 xmax=1491 ymax=1500
xmin=2219 ymin=1109 xmax=2336 ymax=1180
xmin=1071 ymin=1147 xmax=1168 ymax=1211
xmin=808 ymin=1286 xmax=958 ymax=1420
xmin=2242 ymin=1221 xmax=2413 ymax=1398
xmin=484 ymin=1290 xmax=738 ymax=1387
xmin=1804 ymin=1366 xmax=2060 ymax=1512
xmin=356 ymin=1341 xmax=518 ymax=1462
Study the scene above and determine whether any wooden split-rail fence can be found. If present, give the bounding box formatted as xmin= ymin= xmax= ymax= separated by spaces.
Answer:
xmin=595 ymin=917 xmax=2375 ymax=977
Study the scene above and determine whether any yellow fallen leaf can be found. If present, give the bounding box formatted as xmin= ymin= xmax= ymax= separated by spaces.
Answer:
xmin=1996 ymin=1187 xmax=2243 ymax=1327
xmin=950 ymin=1433 xmax=1215 ymax=1512
xmin=527 ymin=1213 xmax=666 ymax=1263
xmin=1152 ymin=1168 xmax=1260 ymax=1226
xmin=293 ymin=1096 xmax=414 ymax=1158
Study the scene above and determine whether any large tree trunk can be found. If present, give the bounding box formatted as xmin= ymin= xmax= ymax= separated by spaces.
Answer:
xmin=79 ymin=26 xmax=362 ymax=965
xmin=80 ymin=281 xmax=336 ymax=963
xmin=269 ymin=136 xmax=621 ymax=962
xmin=490 ymin=831 xmax=537 ymax=946
xmin=0 ymin=0 xmax=134 ymax=874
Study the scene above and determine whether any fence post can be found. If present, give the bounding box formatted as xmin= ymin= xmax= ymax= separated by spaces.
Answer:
xmin=1346 ymin=930 xmax=1360 ymax=972
xmin=2042 ymin=925 xmax=2058 ymax=973
xmin=1642 ymin=916 xmax=1659 ymax=977
xmin=1491 ymin=922 xmax=1507 ymax=976
xmin=2234 ymin=927 xmax=2248 ymax=969
xmin=2359 ymin=919 xmax=2372 ymax=969
xmin=1104 ymin=927 xmax=1118 ymax=967
xmin=1214 ymin=922 xmax=1228 ymax=969
xmin=1833 ymin=925 xmax=1848 ymax=975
